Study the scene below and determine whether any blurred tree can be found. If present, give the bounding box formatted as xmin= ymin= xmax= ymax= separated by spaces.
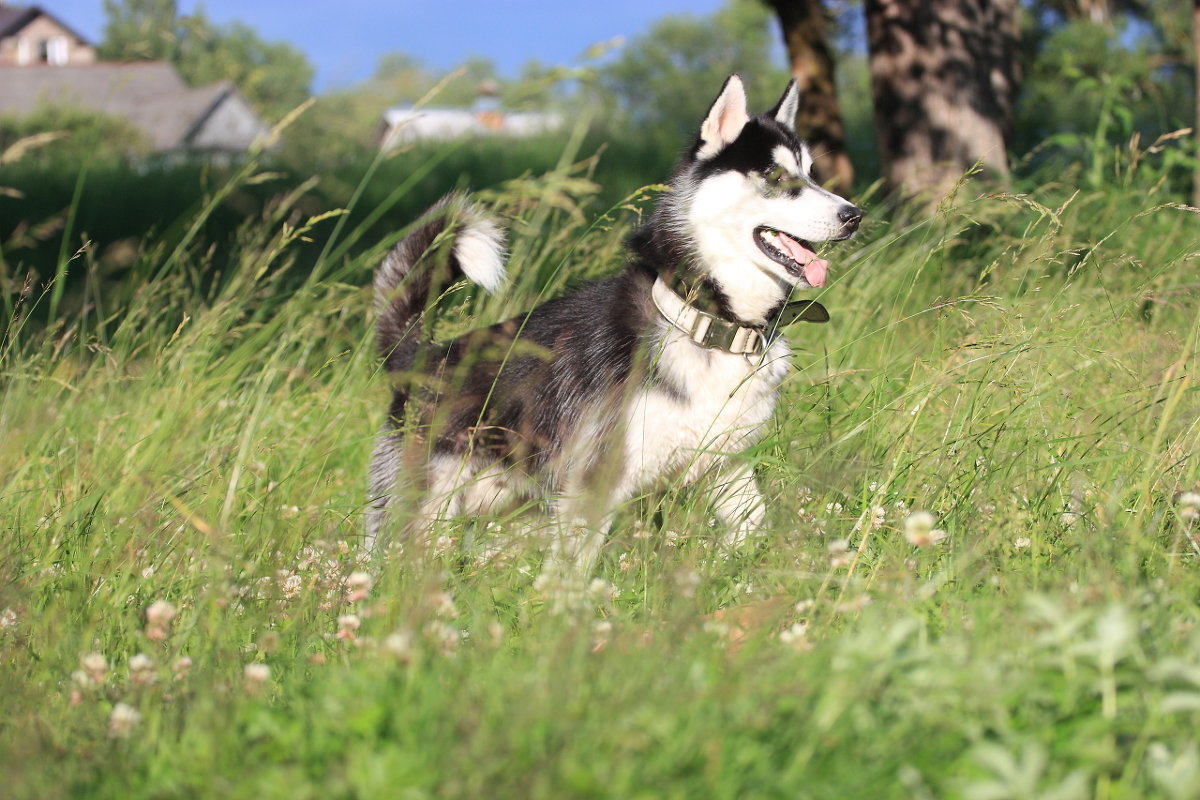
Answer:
xmin=174 ymin=12 xmax=313 ymax=121
xmin=98 ymin=2 xmax=313 ymax=121
xmin=762 ymin=0 xmax=854 ymax=188
xmin=865 ymin=0 xmax=1020 ymax=201
xmin=97 ymin=0 xmax=178 ymax=61
xmin=601 ymin=0 xmax=788 ymax=148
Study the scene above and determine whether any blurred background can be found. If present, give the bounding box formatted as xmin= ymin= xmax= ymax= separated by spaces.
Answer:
xmin=0 ymin=0 xmax=1196 ymax=315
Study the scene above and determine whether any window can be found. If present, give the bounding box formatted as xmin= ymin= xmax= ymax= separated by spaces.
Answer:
xmin=48 ymin=36 xmax=69 ymax=65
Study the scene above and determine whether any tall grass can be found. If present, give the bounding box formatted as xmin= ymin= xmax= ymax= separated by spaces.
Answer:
xmin=1 ymin=130 xmax=1199 ymax=799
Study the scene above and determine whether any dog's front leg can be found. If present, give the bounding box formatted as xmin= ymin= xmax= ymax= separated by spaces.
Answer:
xmin=711 ymin=462 xmax=766 ymax=551
xmin=538 ymin=493 xmax=617 ymax=580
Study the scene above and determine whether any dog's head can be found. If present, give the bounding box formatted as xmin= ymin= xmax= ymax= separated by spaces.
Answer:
xmin=665 ymin=75 xmax=863 ymax=325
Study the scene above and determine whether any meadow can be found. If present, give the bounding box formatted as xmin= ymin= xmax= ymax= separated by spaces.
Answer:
xmin=1 ymin=126 xmax=1199 ymax=799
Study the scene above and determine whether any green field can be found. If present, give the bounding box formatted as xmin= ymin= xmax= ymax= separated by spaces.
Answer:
xmin=2 ymin=137 xmax=1200 ymax=799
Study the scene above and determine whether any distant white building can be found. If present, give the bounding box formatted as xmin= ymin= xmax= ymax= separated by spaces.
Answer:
xmin=377 ymin=104 xmax=563 ymax=150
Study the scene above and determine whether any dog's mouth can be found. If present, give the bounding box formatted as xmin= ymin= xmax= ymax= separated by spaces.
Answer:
xmin=754 ymin=226 xmax=829 ymax=288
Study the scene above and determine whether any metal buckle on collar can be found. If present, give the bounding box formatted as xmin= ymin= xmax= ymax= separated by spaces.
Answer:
xmin=703 ymin=323 xmax=763 ymax=355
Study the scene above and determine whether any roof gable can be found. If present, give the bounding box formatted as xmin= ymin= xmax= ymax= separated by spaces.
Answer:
xmin=0 ymin=4 xmax=92 ymax=44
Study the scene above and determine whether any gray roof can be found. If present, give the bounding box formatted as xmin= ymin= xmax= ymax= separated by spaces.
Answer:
xmin=0 ymin=63 xmax=265 ymax=151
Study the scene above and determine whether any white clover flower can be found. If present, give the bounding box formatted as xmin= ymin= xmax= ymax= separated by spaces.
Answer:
xmin=145 ymin=600 xmax=176 ymax=626
xmin=243 ymin=663 xmax=270 ymax=684
xmin=1178 ymin=492 xmax=1200 ymax=522
xmin=1014 ymin=537 xmax=1032 ymax=549
xmin=128 ymin=653 xmax=154 ymax=671
xmin=778 ymin=622 xmax=810 ymax=651
xmin=129 ymin=653 xmax=157 ymax=686
xmin=0 ymin=608 xmax=16 ymax=630
xmin=346 ymin=571 xmax=374 ymax=602
xmin=279 ymin=573 xmax=303 ymax=600
xmin=428 ymin=591 xmax=458 ymax=619
xmin=336 ymin=614 xmax=361 ymax=640
xmin=81 ymin=652 xmax=108 ymax=684
xmin=588 ymin=578 xmax=619 ymax=602
xmin=854 ymin=505 xmax=888 ymax=532
xmin=172 ymin=656 xmax=193 ymax=681
xmin=384 ymin=630 xmax=415 ymax=662
xmin=108 ymin=702 xmax=141 ymax=739
xmin=591 ymin=620 xmax=614 ymax=652
xmin=903 ymin=511 xmax=946 ymax=547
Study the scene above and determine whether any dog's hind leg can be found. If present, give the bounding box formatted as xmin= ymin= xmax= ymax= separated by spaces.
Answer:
xmin=364 ymin=430 xmax=405 ymax=556
xmin=710 ymin=462 xmax=766 ymax=551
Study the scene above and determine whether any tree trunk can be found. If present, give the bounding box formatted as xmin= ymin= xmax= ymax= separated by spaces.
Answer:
xmin=766 ymin=0 xmax=855 ymax=190
xmin=865 ymin=0 xmax=1020 ymax=203
xmin=1193 ymin=0 xmax=1199 ymax=207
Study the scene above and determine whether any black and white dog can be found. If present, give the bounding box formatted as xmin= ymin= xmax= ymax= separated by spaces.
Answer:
xmin=367 ymin=75 xmax=862 ymax=572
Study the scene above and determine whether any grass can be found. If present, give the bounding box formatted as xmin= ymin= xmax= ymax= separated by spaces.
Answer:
xmin=2 ymin=137 xmax=1200 ymax=799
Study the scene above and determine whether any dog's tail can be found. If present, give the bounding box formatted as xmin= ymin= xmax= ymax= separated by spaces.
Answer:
xmin=374 ymin=193 xmax=507 ymax=372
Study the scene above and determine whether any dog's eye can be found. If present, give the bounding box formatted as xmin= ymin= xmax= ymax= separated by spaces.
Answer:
xmin=762 ymin=166 xmax=798 ymax=188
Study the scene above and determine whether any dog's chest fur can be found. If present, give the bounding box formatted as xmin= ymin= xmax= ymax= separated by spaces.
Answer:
xmin=615 ymin=322 xmax=790 ymax=491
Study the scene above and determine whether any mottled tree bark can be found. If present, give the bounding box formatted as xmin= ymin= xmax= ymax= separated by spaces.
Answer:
xmin=1193 ymin=0 xmax=1199 ymax=206
xmin=766 ymin=0 xmax=855 ymax=190
xmin=865 ymin=0 xmax=1020 ymax=202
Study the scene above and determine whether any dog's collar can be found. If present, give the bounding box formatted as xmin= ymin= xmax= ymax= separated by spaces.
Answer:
xmin=651 ymin=277 xmax=829 ymax=356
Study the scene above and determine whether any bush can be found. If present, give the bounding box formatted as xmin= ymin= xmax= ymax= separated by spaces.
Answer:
xmin=0 ymin=106 xmax=151 ymax=168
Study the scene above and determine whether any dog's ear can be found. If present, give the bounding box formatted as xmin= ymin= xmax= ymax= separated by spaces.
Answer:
xmin=769 ymin=79 xmax=800 ymax=130
xmin=697 ymin=74 xmax=749 ymax=159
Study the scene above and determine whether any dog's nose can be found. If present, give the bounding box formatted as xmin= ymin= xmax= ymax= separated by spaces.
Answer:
xmin=837 ymin=205 xmax=863 ymax=234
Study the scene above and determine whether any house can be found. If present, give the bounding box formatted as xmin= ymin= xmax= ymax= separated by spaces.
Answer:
xmin=0 ymin=2 xmax=95 ymax=66
xmin=0 ymin=4 xmax=269 ymax=157
xmin=378 ymin=104 xmax=564 ymax=151
xmin=0 ymin=62 xmax=270 ymax=155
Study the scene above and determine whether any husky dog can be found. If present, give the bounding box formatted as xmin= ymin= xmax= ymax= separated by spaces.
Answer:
xmin=367 ymin=75 xmax=862 ymax=572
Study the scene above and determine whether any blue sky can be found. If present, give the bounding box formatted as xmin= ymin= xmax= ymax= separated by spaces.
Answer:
xmin=42 ymin=0 xmax=736 ymax=91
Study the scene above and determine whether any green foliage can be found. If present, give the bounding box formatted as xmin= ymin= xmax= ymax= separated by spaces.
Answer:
xmin=96 ymin=0 xmax=178 ymax=61
xmin=97 ymin=0 xmax=314 ymax=121
xmin=1012 ymin=17 xmax=1197 ymax=192
xmin=0 ymin=107 xmax=150 ymax=168
xmin=599 ymin=0 xmax=789 ymax=147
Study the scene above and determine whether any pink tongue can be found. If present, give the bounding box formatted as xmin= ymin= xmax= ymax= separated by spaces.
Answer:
xmin=776 ymin=232 xmax=829 ymax=287
xmin=803 ymin=259 xmax=828 ymax=287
